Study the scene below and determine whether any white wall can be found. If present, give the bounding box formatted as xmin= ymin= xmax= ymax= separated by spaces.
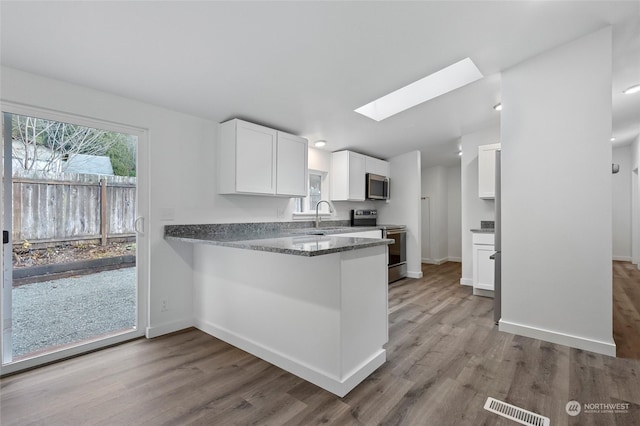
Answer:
xmin=421 ymin=164 xmax=461 ymax=264
xmin=378 ymin=151 xmax=422 ymax=278
xmin=447 ymin=165 xmax=462 ymax=261
xmin=613 ymin=145 xmax=632 ymax=261
xmin=500 ymin=28 xmax=615 ymax=356
xmin=460 ymin=126 xmax=499 ymax=285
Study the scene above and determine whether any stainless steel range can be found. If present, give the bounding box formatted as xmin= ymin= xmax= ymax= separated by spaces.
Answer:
xmin=351 ymin=210 xmax=407 ymax=283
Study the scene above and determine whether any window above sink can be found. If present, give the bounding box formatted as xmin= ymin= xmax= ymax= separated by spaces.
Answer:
xmin=294 ymin=170 xmax=329 ymax=215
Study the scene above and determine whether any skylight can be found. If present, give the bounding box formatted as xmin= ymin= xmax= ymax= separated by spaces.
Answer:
xmin=354 ymin=57 xmax=483 ymax=121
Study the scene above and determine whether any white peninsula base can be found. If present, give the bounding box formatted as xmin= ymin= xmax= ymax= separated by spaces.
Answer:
xmin=192 ymin=244 xmax=388 ymax=397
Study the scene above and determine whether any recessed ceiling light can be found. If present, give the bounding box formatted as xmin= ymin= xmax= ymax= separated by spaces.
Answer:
xmin=314 ymin=140 xmax=326 ymax=148
xmin=610 ymin=136 xmax=616 ymax=142
xmin=493 ymin=103 xmax=502 ymax=111
xmin=623 ymin=84 xmax=640 ymax=94
xmin=458 ymin=151 xmax=463 ymax=156
xmin=354 ymin=57 xmax=483 ymax=121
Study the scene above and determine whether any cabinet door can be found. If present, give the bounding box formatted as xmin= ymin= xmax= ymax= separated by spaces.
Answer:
xmin=331 ymin=151 xmax=366 ymax=201
xmin=478 ymin=143 xmax=501 ymax=199
xmin=276 ymin=132 xmax=308 ymax=196
xmin=236 ymin=121 xmax=277 ymax=194
xmin=330 ymin=151 xmax=348 ymax=201
xmin=348 ymin=152 xmax=366 ymax=201
xmin=365 ymin=156 xmax=390 ymax=177
xmin=473 ymin=244 xmax=495 ymax=291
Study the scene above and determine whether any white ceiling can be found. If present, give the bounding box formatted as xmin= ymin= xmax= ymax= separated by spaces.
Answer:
xmin=1 ymin=1 xmax=639 ymax=167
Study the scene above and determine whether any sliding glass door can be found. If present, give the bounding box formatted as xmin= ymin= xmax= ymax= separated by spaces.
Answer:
xmin=1 ymin=108 xmax=147 ymax=372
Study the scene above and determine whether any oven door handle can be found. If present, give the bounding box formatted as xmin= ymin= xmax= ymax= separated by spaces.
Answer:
xmin=385 ymin=230 xmax=406 ymax=236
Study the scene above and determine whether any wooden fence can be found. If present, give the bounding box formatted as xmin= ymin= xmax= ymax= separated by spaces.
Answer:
xmin=11 ymin=170 xmax=137 ymax=247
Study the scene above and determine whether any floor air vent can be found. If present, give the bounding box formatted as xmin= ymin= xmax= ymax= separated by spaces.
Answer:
xmin=484 ymin=397 xmax=550 ymax=426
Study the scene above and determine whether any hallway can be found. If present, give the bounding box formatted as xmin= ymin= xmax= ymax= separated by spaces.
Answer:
xmin=613 ymin=261 xmax=640 ymax=359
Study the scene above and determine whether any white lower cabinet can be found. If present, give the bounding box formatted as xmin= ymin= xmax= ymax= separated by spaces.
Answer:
xmin=472 ymin=233 xmax=495 ymax=294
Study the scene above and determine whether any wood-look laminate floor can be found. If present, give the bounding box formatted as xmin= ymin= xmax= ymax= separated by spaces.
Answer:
xmin=2 ymin=262 xmax=640 ymax=426
xmin=613 ymin=261 xmax=640 ymax=360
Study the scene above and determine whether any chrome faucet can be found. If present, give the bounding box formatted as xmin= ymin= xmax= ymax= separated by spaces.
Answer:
xmin=315 ymin=200 xmax=333 ymax=228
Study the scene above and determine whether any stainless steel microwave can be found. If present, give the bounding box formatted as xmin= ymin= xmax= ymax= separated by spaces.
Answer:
xmin=366 ymin=173 xmax=389 ymax=200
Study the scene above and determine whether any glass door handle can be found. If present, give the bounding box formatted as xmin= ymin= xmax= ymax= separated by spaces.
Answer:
xmin=134 ymin=217 xmax=145 ymax=234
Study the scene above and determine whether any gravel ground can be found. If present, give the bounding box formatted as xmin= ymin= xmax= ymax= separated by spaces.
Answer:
xmin=11 ymin=267 xmax=136 ymax=358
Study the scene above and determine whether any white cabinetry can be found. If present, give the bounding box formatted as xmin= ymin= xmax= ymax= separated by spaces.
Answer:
xmin=276 ymin=131 xmax=308 ymax=196
xmin=218 ymin=119 xmax=308 ymax=196
xmin=365 ymin=157 xmax=390 ymax=177
xmin=478 ymin=143 xmax=501 ymax=199
xmin=331 ymin=151 xmax=366 ymax=201
xmin=472 ymin=232 xmax=495 ymax=294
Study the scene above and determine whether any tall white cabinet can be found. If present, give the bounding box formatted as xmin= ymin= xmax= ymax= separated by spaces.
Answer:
xmin=478 ymin=143 xmax=501 ymax=199
xmin=218 ymin=119 xmax=308 ymax=197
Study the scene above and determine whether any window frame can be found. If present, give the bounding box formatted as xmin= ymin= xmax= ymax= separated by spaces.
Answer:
xmin=293 ymin=169 xmax=332 ymax=218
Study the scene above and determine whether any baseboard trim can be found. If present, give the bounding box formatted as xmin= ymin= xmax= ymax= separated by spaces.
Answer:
xmin=421 ymin=257 xmax=453 ymax=265
xmin=460 ymin=277 xmax=473 ymax=286
xmin=146 ymin=318 xmax=193 ymax=339
xmin=407 ymin=271 xmax=423 ymax=279
xmin=195 ymin=319 xmax=385 ymax=397
xmin=613 ymin=256 xmax=632 ymax=262
xmin=473 ymin=288 xmax=494 ymax=298
xmin=499 ymin=319 xmax=616 ymax=357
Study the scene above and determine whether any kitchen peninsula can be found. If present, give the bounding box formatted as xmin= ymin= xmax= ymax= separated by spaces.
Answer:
xmin=165 ymin=222 xmax=392 ymax=397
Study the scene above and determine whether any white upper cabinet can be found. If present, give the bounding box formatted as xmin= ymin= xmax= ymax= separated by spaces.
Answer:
xmin=365 ymin=156 xmax=390 ymax=177
xmin=331 ymin=151 xmax=366 ymax=201
xmin=478 ymin=143 xmax=501 ymax=199
xmin=276 ymin=131 xmax=308 ymax=197
xmin=218 ymin=119 xmax=308 ymax=197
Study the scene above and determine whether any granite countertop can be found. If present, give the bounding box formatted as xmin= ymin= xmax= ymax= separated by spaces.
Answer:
xmin=165 ymin=223 xmax=392 ymax=257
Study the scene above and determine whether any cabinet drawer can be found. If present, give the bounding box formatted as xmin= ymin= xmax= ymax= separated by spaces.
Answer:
xmin=472 ymin=233 xmax=495 ymax=245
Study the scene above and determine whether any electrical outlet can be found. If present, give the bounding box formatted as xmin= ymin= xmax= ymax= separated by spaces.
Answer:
xmin=161 ymin=299 xmax=169 ymax=312
xmin=277 ymin=208 xmax=285 ymax=219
